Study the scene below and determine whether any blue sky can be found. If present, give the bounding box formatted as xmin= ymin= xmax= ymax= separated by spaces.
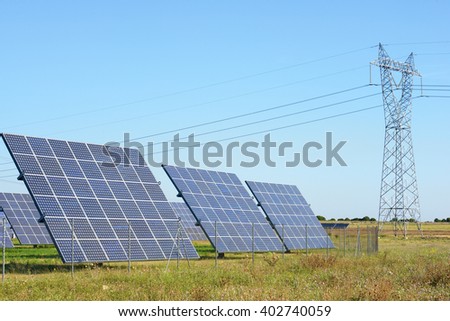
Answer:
xmin=0 ymin=1 xmax=449 ymax=221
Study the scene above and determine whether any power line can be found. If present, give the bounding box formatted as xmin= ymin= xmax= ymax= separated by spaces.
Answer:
xmin=0 ymin=178 xmax=21 ymax=184
xmin=148 ymin=92 xmax=380 ymax=150
xmin=4 ymin=45 xmax=376 ymax=131
xmin=417 ymin=89 xmax=450 ymax=92
xmin=416 ymin=52 xmax=450 ymax=56
xmin=145 ymin=95 xmax=428 ymax=157
xmin=145 ymin=104 xmax=383 ymax=157
xmin=53 ymin=65 xmax=368 ymax=136
xmin=0 ymin=174 xmax=18 ymax=179
xmin=213 ymin=105 xmax=383 ymax=144
xmin=413 ymin=84 xmax=450 ymax=87
xmin=128 ymin=84 xmax=372 ymax=142
xmin=420 ymin=95 xmax=450 ymax=98
xmin=384 ymin=41 xmax=450 ymax=46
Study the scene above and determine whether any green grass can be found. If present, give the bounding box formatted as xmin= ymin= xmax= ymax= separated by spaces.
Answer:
xmin=0 ymin=225 xmax=449 ymax=301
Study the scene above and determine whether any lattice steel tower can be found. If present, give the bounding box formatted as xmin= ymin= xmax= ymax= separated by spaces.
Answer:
xmin=371 ymin=43 xmax=422 ymax=237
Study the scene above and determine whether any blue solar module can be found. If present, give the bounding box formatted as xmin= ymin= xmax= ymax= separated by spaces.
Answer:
xmin=170 ymin=202 xmax=207 ymax=241
xmin=321 ymin=222 xmax=349 ymax=230
xmin=0 ymin=212 xmax=14 ymax=248
xmin=1 ymin=133 xmax=199 ymax=263
xmin=163 ymin=165 xmax=282 ymax=253
xmin=0 ymin=192 xmax=53 ymax=245
xmin=246 ymin=181 xmax=333 ymax=250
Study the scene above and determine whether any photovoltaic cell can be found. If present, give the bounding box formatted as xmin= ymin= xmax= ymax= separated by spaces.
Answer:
xmin=0 ymin=192 xmax=52 ymax=245
xmin=163 ymin=165 xmax=282 ymax=253
xmin=1 ymin=133 xmax=198 ymax=263
xmin=246 ymin=180 xmax=333 ymax=250
xmin=0 ymin=211 xmax=14 ymax=248
xmin=170 ymin=202 xmax=207 ymax=241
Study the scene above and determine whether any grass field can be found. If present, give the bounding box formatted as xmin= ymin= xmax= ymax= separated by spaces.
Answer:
xmin=0 ymin=223 xmax=448 ymax=301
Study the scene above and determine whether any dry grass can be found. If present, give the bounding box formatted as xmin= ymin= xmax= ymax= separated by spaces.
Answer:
xmin=0 ymin=224 xmax=449 ymax=301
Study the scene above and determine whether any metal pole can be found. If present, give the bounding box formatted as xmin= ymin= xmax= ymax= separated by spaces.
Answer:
xmin=376 ymin=226 xmax=379 ymax=253
xmin=176 ymin=220 xmax=180 ymax=269
xmin=281 ymin=224 xmax=285 ymax=260
xmin=71 ymin=218 xmax=75 ymax=279
xmin=128 ymin=222 xmax=131 ymax=273
xmin=367 ymin=225 xmax=370 ymax=255
xmin=326 ymin=228 xmax=329 ymax=258
xmin=343 ymin=228 xmax=346 ymax=257
xmin=251 ymin=223 xmax=255 ymax=265
xmin=2 ymin=218 xmax=6 ymax=284
xmin=355 ymin=225 xmax=360 ymax=257
xmin=404 ymin=220 xmax=407 ymax=239
xmin=214 ymin=221 xmax=218 ymax=268
xmin=305 ymin=224 xmax=308 ymax=256
xmin=180 ymin=225 xmax=191 ymax=268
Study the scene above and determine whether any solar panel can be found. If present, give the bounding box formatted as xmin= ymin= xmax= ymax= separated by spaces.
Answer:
xmin=246 ymin=180 xmax=333 ymax=250
xmin=0 ymin=192 xmax=53 ymax=245
xmin=170 ymin=202 xmax=207 ymax=241
xmin=1 ymin=133 xmax=199 ymax=263
xmin=0 ymin=212 xmax=13 ymax=248
xmin=321 ymin=222 xmax=349 ymax=230
xmin=163 ymin=165 xmax=282 ymax=253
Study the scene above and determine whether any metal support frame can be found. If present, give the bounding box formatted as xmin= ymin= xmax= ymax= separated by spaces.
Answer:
xmin=371 ymin=43 xmax=422 ymax=238
xmin=165 ymin=219 xmax=191 ymax=271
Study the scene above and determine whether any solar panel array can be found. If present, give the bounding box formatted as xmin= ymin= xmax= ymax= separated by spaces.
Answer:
xmin=170 ymin=202 xmax=207 ymax=241
xmin=0 ymin=211 xmax=13 ymax=248
xmin=246 ymin=181 xmax=333 ymax=250
xmin=163 ymin=165 xmax=282 ymax=253
xmin=0 ymin=192 xmax=53 ymax=245
xmin=1 ymin=133 xmax=198 ymax=263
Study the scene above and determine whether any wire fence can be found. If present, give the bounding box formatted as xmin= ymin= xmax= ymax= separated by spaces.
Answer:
xmin=324 ymin=225 xmax=379 ymax=257
xmin=1 ymin=221 xmax=380 ymax=281
xmin=207 ymin=222 xmax=378 ymax=264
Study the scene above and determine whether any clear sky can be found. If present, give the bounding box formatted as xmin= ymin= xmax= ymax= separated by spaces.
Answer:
xmin=0 ymin=1 xmax=449 ymax=221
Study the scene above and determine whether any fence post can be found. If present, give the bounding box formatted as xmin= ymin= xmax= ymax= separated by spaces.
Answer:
xmin=251 ymin=223 xmax=255 ymax=265
xmin=305 ymin=224 xmax=308 ymax=256
xmin=176 ymin=220 xmax=180 ymax=269
xmin=326 ymin=228 xmax=329 ymax=258
xmin=343 ymin=227 xmax=347 ymax=257
xmin=355 ymin=225 xmax=361 ymax=257
xmin=214 ymin=221 xmax=218 ymax=268
xmin=71 ymin=218 xmax=75 ymax=279
xmin=375 ymin=226 xmax=380 ymax=253
xmin=128 ymin=221 xmax=131 ymax=273
xmin=2 ymin=218 xmax=6 ymax=284
xmin=281 ymin=224 xmax=285 ymax=260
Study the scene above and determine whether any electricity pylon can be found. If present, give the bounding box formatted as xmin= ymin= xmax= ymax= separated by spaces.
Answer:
xmin=371 ymin=43 xmax=422 ymax=238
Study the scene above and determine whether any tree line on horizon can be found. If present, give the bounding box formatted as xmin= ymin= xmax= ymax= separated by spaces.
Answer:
xmin=317 ymin=216 xmax=450 ymax=223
